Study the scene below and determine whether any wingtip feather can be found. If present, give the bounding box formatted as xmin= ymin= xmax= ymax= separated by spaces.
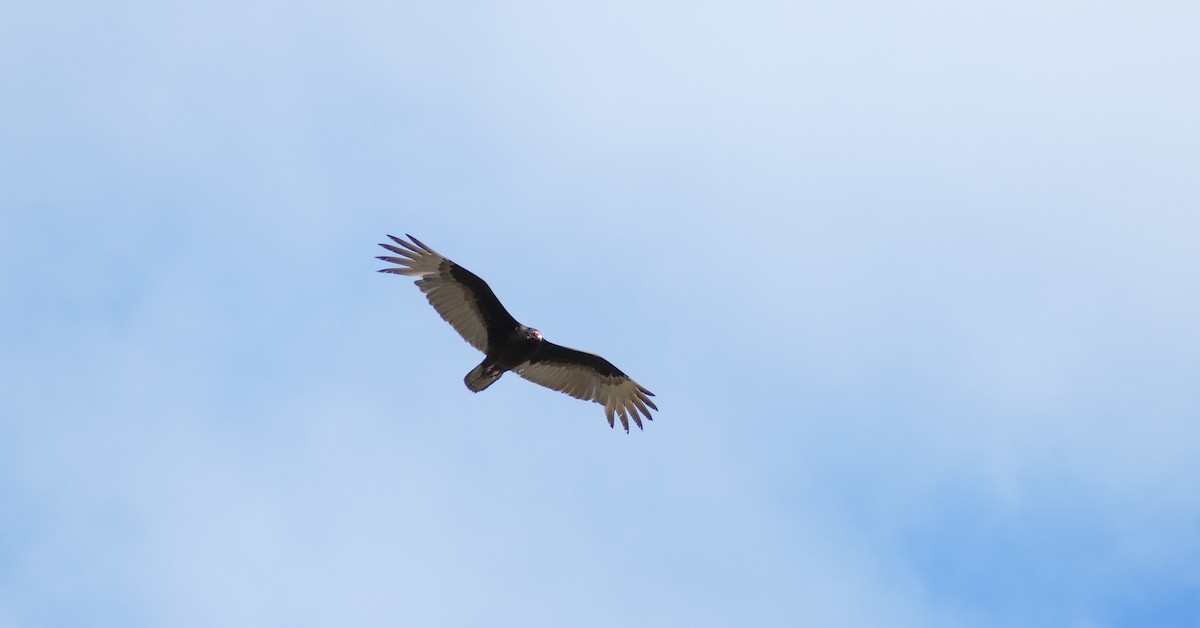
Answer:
xmin=406 ymin=234 xmax=436 ymax=254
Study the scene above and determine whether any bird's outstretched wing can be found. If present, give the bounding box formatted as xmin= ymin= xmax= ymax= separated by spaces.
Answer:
xmin=515 ymin=342 xmax=657 ymax=431
xmin=377 ymin=234 xmax=518 ymax=352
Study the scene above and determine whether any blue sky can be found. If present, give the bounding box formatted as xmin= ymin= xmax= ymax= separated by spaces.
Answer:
xmin=2 ymin=1 xmax=1199 ymax=626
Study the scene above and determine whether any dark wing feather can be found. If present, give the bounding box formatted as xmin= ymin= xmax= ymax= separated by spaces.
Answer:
xmin=377 ymin=234 xmax=519 ymax=352
xmin=514 ymin=341 xmax=657 ymax=432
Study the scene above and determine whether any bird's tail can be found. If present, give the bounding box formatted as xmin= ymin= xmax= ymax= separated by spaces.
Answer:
xmin=464 ymin=361 xmax=502 ymax=392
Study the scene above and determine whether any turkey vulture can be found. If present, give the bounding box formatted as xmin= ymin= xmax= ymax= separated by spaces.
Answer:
xmin=377 ymin=234 xmax=657 ymax=431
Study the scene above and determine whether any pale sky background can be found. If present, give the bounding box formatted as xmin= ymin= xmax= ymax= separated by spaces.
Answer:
xmin=2 ymin=1 xmax=1199 ymax=626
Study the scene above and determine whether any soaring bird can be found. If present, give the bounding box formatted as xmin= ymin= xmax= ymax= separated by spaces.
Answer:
xmin=377 ymin=234 xmax=657 ymax=431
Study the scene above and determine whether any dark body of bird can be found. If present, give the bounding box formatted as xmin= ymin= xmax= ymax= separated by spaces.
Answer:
xmin=377 ymin=234 xmax=657 ymax=431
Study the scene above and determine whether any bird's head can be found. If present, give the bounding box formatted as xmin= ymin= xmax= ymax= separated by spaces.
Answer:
xmin=524 ymin=326 xmax=543 ymax=342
